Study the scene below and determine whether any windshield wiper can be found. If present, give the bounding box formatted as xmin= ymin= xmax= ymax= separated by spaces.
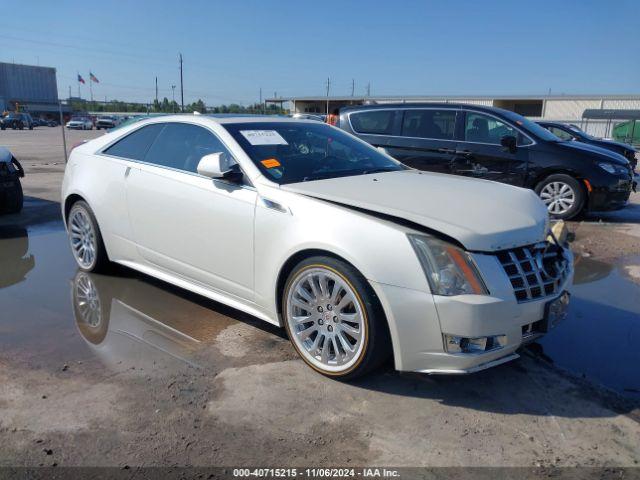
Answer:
xmin=361 ymin=167 xmax=399 ymax=175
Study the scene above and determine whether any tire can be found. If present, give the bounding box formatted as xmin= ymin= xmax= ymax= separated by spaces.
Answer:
xmin=72 ymin=271 xmax=111 ymax=345
xmin=3 ymin=179 xmax=23 ymax=214
xmin=535 ymin=174 xmax=586 ymax=220
xmin=282 ymin=255 xmax=391 ymax=380
xmin=67 ymin=200 xmax=110 ymax=272
xmin=29 ymin=124 xmax=33 ymax=130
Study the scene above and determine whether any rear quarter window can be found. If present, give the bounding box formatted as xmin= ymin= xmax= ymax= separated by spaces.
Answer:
xmin=349 ymin=110 xmax=395 ymax=135
xmin=103 ymin=124 xmax=165 ymax=161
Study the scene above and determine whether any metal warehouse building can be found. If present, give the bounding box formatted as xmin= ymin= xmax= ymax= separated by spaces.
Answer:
xmin=271 ymin=94 xmax=640 ymax=139
xmin=0 ymin=62 xmax=61 ymax=117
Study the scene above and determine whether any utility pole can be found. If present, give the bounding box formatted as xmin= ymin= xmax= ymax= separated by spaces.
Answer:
xmin=325 ymin=77 xmax=330 ymax=115
xmin=259 ymin=87 xmax=262 ymax=114
xmin=171 ymin=85 xmax=176 ymax=113
xmin=68 ymin=85 xmax=71 ymax=99
xmin=179 ymin=53 xmax=184 ymax=112
xmin=155 ymin=76 xmax=158 ymax=106
xmin=366 ymin=82 xmax=371 ymax=97
xmin=351 ymin=79 xmax=355 ymax=97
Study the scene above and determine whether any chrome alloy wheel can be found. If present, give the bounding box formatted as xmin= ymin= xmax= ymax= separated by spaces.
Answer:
xmin=285 ymin=267 xmax=366 ymax=373
xmin=539 ymin=181 xmax=576 ymax=215
xmin=74 ymin=272 xmax=101 ymax=328
xmin=69 ymin=208 xmax=97 ymax=269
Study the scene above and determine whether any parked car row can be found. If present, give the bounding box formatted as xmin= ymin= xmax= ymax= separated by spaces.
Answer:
xmin=1 ymin=113 xmax=60 ymax=130
xmin=336 ymin=103 xmax=637 ymax=220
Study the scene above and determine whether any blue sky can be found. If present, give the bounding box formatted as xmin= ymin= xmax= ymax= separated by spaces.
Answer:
xmin=2 ymin=0 xmax=639 ymax=105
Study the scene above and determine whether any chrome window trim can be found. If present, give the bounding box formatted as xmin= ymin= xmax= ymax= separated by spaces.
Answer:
xmin=346 ymin=107 xmax=537 ymax=147
xmin=96 ymin=120 xmax=255 ymax=190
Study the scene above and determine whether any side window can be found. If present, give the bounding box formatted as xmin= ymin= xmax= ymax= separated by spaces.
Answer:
xmin=349 ymin=111 xmax=395 ymax=135
xmin=464 ymin=112 xmax=518 ymax=145
xmin=103 ymin=124 xmax=164 ymax=160
xmin=549 ymin=126 xmax=573 ymax=141
xmin=401 ymin=109 xmax=456 ymax=140
xmin=143 ymin=123 xmax=230 ymax=174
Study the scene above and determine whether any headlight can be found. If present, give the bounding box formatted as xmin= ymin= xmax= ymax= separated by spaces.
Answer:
xmin=408 ymin=234 xmax=488 ymax=296
xmin=598 ymin=162 xmax=628 ymax=174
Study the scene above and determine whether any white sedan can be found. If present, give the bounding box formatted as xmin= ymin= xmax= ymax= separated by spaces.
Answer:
xmin=66 ymin=117 xmax=93 ymax=130
xmin=61 ymin=115 xmax=573 ymax=379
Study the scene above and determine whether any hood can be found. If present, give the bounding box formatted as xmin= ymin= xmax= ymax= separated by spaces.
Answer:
xmin=590 ymin=138 xmax=635 ymax=153
xmin=282 ymin=170 xmax=549 ymax=252
xmin=558 ymin=140 xmax=629 ymax=165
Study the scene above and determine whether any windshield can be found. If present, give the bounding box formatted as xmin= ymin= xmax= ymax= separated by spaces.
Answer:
xmin=501 ymin=111 xmax=559 ymax=142
xmin=567 ymin=124 xmax=595 ymax=139
xmin=223 ymin=121 xmax=406 ymax=184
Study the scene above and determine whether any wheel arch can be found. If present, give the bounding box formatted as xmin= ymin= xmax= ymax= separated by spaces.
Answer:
xmin=275 ymin=247 xmax=395 ymax=373
xmin=528 ymin=167 xmax=586 ymax=191
xmin=275 ymin=248 xmax=391 ymax=332
xmin=63 ymin=193 xmax=86 ymax=225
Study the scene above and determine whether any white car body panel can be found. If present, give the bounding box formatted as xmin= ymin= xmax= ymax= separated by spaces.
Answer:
xmin=282 ymin=170 xmax=549 ymax=252
xmin=62 ymin=115 xmax=573 ymax=374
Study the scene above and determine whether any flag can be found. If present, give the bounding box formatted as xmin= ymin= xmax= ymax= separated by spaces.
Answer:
xmin=89 ymin=72 xmax=99 ymax=83
xmin=77 ymin=74 xmax=85 ymax=84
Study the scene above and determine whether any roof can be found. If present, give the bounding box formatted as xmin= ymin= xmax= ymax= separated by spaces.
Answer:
xmin=129 ymin=113 xmax=312 ymax=125
xmin=268 ymin=94 xmax=640 ymax=102
xmin=338 ymin=102 xmax=515 ymax=116
xmin=582 ymin=109 xmax=640 ymax=120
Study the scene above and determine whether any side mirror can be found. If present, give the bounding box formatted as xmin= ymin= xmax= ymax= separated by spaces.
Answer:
xmin=197 ymin=152 xmax=239 ymax=180
xmin=500 ymin=135 xmax=517 ymax=153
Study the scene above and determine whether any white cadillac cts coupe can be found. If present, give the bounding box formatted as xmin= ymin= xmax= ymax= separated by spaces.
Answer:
xmin=62 ymin=115 xmax=573 ymax=379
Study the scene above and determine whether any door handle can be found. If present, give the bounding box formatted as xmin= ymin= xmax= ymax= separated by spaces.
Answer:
xmin=124 ymin=166 xmax=131 ymax=178
xmin=437 ymin=148 xmax=456 ymax=154
xmin=455 ymin=150 xmax=473 ymax=155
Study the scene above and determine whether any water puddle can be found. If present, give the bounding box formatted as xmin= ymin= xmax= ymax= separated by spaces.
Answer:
xmin=1 ymin=221 xmax=638 ymax=398
xmin=0 ymin=223 xmax=241 ymax=377
xmin=537 ymin=253 xmax=640 ymax=399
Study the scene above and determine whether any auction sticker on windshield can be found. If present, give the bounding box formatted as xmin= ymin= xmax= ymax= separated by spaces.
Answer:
xmin=240 ymin=130 xmax=288 ymax=146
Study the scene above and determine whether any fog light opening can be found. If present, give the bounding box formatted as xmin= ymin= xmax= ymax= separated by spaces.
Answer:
xmin=444 ymin=334 xmax=506 ymax=354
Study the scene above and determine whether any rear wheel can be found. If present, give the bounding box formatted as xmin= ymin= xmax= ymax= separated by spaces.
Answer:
xmin=282 ymin=256 xmax=390 ymax=380
xmin=535 ymin=174 xmax=585 ymax=220
xmin=67 ymin=200 xmax=110 ymax=272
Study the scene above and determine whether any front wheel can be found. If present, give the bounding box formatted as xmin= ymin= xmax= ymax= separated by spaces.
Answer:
xmin=67 ymin=201 xmax=110 ymax=272
xmin=282 ymin=256 xmax=390 ymax=380
xmin=535 ymin=174 xmax=586 ymax=220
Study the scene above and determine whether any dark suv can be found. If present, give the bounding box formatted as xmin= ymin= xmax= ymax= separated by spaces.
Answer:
xmin=537 ymin=121 xmax=638 ymax=170
xmin=1 ymin=113 xmax=35 ymax=130
xmin=338 ymin=103 xmax=636 ymax=219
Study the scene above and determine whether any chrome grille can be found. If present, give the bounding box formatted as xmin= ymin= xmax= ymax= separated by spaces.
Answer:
xmin=496 ymin=242 xmax=569 ymax=303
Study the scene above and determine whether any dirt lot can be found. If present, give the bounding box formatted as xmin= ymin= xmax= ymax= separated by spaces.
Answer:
xmin=0 ymin=127 xmax=639 ymax=470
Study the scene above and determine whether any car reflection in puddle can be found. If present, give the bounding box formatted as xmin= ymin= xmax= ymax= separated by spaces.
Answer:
xmin=0 ymin=227 xmax=35 ymax=289
xmin=71 ymin=270 xmax=239 ymax=375
xmin=534 ymin=254 xmax=640 ymax=399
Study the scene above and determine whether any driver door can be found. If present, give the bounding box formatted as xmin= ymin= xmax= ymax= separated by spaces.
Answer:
xmin=452 ymin=111 xmax=529 ymax=186
xmin=125 ymin=122 xmax=257 ymax=301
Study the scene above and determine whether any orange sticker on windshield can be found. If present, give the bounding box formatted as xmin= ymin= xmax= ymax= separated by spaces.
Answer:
xmin=261 ymin=158 xmax=281 ymax=168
